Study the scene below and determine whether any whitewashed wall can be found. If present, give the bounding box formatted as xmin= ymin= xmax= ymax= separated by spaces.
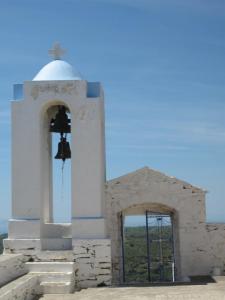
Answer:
xmin=0 ymin=254 xmax=28 ymax=287
xmin=105 ymin=167 xmax=225 ymax=283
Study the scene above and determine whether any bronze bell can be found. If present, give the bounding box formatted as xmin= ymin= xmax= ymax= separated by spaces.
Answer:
xmin=55 ymin=136 xmax=71 ymax=161
xmin=50 ymin=106 xmax=71 ymax=134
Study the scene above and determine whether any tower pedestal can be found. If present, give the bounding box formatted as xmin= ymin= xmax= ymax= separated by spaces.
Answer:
xmin=72 ymin=217 xmax=107 ymax=239
xmin=5 ymin=51 xmax=112 ymax=288
xmin=73 ymin=238 xmax=111 ymax=288
xmin=72 ymin=217 xmax=112 ymax=287
xmin=4 ymin=219 xmax=41 ymax=254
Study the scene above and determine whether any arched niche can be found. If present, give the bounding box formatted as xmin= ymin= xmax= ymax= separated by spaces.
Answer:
xmin=42 ymin=101 xmax=72 ymax=222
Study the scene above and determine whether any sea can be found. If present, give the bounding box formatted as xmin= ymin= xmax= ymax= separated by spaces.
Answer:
xmin=0 ymin=220 xmax=8 ymax=234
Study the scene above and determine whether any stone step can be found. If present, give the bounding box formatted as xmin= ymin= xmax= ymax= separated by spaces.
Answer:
xmin=26 ymin=261 xmax=75 ymax=273
xmin=212 ymin=275 xmax=225 ymax=283
xmin=0 ymin=254 xmax=28 ymax=287
xmin=40 ymin=281 xmax=72 ymax=294
xmin=42 ymin=238 xmax=72 ymax=251
xmin=38 ymin=286 xmax=225 ymax=300
xmin=33 ymin=250 xmax=73 ymax=262
xmin=30 ymin=271 xmax=74 ymax=282
xmin=3 ymin=238 xmax=41 ymax=254
xmin=0 ymin=274 xmax=38 ymax=300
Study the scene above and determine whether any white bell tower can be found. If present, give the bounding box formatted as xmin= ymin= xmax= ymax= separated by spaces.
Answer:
xmin=4 ymin=44 xmax=111 ymax=287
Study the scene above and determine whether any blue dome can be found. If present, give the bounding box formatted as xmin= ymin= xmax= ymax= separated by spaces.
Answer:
xmin=33 ymin=60 xmax=82 ymax=81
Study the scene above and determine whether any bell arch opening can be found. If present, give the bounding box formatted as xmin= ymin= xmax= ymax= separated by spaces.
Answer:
xmin=41 ymin=103 xmax=72 ymax=250
xmin=119 ymin=203 xmax=180 ymax=284
xmin=50 ymin=105 xmax=71 ymax=223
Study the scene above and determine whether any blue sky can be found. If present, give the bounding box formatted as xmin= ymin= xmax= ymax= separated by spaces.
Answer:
xmin=0 ymin=0 xmax=225 ymax=226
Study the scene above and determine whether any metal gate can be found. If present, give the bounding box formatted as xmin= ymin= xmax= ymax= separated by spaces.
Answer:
xmin=121 ymin=211 xmax=175 ymax=283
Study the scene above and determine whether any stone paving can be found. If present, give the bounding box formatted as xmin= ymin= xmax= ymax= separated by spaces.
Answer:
xmin=39 ymin=283 xmax=225 ymax=300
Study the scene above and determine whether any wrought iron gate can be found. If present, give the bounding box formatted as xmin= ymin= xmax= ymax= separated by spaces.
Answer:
xmin=121 ymin=211 xmax=175 ymax=283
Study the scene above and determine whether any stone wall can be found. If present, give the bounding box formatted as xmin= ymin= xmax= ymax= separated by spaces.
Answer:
xmin=0 ymin=274 xmax=38 ymax=300
xmin=3 ymin=240 xmax=112 ymax=289
xmin=205 ymin=224 xmax=225 ymax=274
xmin=73 ymin=239 xmax=111 ymax=288
xmin=3 ymin=166 xmax=225 ymax=288
xmin=105 ymin=167 xmax=225 ymax=283
xmin=0 ymin=254 xmax=28 ymax=287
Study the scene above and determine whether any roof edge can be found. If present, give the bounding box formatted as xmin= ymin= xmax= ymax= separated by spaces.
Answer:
xmin=107 ymin=166 xmax=206 ymax=192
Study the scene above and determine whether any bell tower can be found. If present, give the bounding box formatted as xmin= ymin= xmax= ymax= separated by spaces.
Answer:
xmin=4 ymin=44 xmax=111 ymax=287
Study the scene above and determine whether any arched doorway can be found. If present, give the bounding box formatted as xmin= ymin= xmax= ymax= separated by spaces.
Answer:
xmin=120 ymin=205 xmax=177 ymax=284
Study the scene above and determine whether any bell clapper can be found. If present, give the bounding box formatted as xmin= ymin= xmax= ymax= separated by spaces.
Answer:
xmin=60 ymin=133 xmax=66 ymax=202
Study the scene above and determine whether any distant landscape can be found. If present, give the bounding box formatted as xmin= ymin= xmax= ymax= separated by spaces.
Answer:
xmin=0 ymin=234 xmax=7 ymax=254
xmin=0 ymin=220 xmax=8 ymax=254
xmin=124 ymin=226 xmax=173 ymax=283
xmin=0 ymin=220 xmax=8 ymax=234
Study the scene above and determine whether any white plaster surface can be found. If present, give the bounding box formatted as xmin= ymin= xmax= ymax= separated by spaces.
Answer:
xmin=0 ymin=254 xmax=28 ymax=287
xmin=72 ymin=218 xmax=107 ymax=238
xmin=26 ymin=262 xmax=74 ymax=273
xmin=41 ymin=238 xmax=72 ymax=251
xmin=0 ymin=274 xmax=38 ymax=300
xmin=4 ymin=239 xmax=41 ymax=254
xmin=9 ymin=79 xmax=107 ymax=251
xmin=8 ymin=56 xmax=225 ymax=292
xmin=0 ymin=256 xmax=76 ymax=297
xmin=105 ymin=167 xmax=225 ymax=283
xmin=73 ymin=239 xmax=111 ymax=288
xmin=27 ymin=261 xmax=75 ymax=294
xmin=8 ymin=219 xmax=41 ymax=239
xmin=40 ymin=281 xmax=72 ymax=294
xmin=30 ymin=250 xmax=73 ymax=262
xmin=33 ymin=60 xmax=82 ymax=81
xmin=38 ymin=283 xmax=225 ymax=300
xmin=42 ymin=223 xmax=71 ymax=238
xmin=205 ymin=224 xmax=225 ymax=271
xmin=7 ymin=66 xmax=110 ymax=288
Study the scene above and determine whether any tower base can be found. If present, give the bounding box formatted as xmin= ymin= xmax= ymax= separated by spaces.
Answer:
xmin=73 ymin=238 xmax=111 ymax=288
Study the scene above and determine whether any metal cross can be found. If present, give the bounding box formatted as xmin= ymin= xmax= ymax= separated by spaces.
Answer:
xmin=48 ymin=43 xmax=66 ymax=60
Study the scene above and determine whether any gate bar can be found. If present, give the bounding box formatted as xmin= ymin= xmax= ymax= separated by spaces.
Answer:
xmin=120 ymin=213 xmax=126 ymax=283
xmin=171 ymin=212 xmax=176 ymax=282
xmin=145 ymin=211 xmax=151 ymax=282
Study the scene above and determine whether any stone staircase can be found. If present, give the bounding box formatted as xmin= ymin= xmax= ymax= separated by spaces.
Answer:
xmin=26 ymin=261 xmax=75 ymax=294
xmin=0 ymin=274 xmax=38 ymax=300
xmin=33 ymin=250 xmax=73 ymax=262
